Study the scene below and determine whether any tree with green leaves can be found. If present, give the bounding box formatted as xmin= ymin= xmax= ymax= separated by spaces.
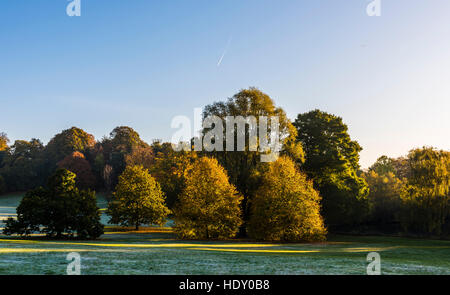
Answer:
xmin=107 ymin=165 xmax=170 ymax=230
xmin=0 ymin=139 xmax=45 ymax=192
xmin=248 ymin=156 xmax=326 ymax=242
xmin=100 ymin=126 xmax=149 ymax=189
xmin=369 ymin=156 xmax=396 ymax=176
xmin=201 ymin=88 xmax=304 ymax=233
xmin=294 ymin=109 xmax=369 ymax=230
xmin=399 ymin=147 xmax=450 ymax=236
xmin=149 ymin=141 xmax=197 ymax=209
xmin=369 ymin=155 xmax=410 ymax=180
xmin=3 ymin=169 xmax=104 ymax=239
xmin=45 ymin=127 xmax=95 ymax=164
xmin=174 ymin=157 xmax=243 ymax=240
xmin=363 ymin=170 xmax=405 ymax=233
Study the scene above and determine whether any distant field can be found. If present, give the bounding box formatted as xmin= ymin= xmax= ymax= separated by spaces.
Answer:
xmin=0 ymin=193 xmax=449 ymax=275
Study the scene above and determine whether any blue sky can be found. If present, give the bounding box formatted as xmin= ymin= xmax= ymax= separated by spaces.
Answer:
xmin=1 ymin=0 xmax=449 ymax=168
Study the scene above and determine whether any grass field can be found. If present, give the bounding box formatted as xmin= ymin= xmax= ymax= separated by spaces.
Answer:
xmin=1 ymin=193 xmax=449 ymax=275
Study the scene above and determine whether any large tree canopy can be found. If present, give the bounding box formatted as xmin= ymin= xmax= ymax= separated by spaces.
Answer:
xmin=294 ymin=109 xmax=369 ymax=229
xmin=369 ymin=155 xmax=411 ymax=180
xmin=363 ymin=170 xmax=405 ymax=233
xmin=399 ymin=147 xmax=450 ymax=236
xmin=0 ymin=139 xmax=45 ymax=191
xmin=108 ymin=126 xmax=147 ymax=154
xmin=149 ymin=141 xmax=197 ymax=209
xmin=201 ymin=88 xmax=304 ymax=231
xmin=58 ymin=151 xmax=96 ymax=190
xmin=99 ymin=126 xmax=149 ymax=189
xmin=107 ymin=165 xmax=170 ymax=230
xmin=248 ymin=156 xmax=326 ymax=242
xmin=174 ymin=157 xmax=243 ymax=240
xmin=3 ymin=169 xmax=103 ymax=239
xmin=45 ymin=127 xmax=96 ymax=164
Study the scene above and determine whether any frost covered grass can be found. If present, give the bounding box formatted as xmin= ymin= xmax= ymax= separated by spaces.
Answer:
xmin=0 ymin=193 xmax=449 ymax=275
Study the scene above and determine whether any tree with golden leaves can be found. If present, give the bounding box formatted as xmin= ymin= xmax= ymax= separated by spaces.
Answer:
xmin=107 ymin=165 xmax=170 ymax=230
xmin=0 ymin=132 xmax=9 ymax=151
xmin=248 ymin=156 xmax=327 ymax=242
xmin=201 ymin=88 xmax=305 ymax=235
xmin=174 ymin=157 xmax=243 ymax=240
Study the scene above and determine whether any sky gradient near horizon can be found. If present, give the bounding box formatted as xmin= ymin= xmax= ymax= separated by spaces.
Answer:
xmin=1 ymin=0 xmax=449 ymax=168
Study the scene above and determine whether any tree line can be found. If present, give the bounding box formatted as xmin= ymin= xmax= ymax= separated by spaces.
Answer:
xmin=1 ymin=88 xmax=449 ymax=240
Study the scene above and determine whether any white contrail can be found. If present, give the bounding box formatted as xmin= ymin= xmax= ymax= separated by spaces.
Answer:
xmin=217 ymin=35 xmax=233 ymax=67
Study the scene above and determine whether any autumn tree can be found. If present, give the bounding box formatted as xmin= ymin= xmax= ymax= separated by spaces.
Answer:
xmin=102 ymin=164 xmax=114 ymax=193
xmin=174 ymin=157 xmax=243 ymax=240
xmin=149 ymin=141 xmax=197 ymax=208
xmin=201 ymin=88 xmax=304 ymax=233
xmin=100 ymin=127 xmax=149 ymax=189
xmin=363 ymin=170 xmax=405 ymax=233
xmin=248 ymin=156 xmax=326 ymax=242
xmin=125 ymin=145 xmax=154 ymax=170
xmin=0 ymin=132 xmax=9 ymax=151
xmin=370 ymin=155 xmax=410 ymax=180
xmin=0 ymin=139 xmax=45 ymax=191
xmin=391 ymin=157 xmax=411 ymax=179
xmin=58 ymin=151 xmax=96 ymax=190
xmin=45 ymin=127 xmax=95 ymax=164
xmin=294 ymin=110 xmax=369 ymax=230
xmin=107 ymin=165 xmax=170 ymax=230
xmin=369 ymin=156 xmax=396 ymax=176
xmin=399 ymin=147 xmax=450 ymax=236
xmin=0 ymin=133 xmax=8 ymax=177
xmin=3 ymin=169 xmax=104 ymax=239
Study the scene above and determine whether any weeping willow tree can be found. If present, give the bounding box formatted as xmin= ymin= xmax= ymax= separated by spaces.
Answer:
xmin=399 ymin=147 xmax=450 ymax=236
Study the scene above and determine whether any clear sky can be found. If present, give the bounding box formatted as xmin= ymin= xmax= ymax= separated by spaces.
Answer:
xmin=1 ymin=0 xmax=449 ymax=168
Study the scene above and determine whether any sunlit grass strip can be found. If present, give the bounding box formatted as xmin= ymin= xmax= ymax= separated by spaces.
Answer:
xmin=341 ymin=247 xmax=401 ymax=252
xmin=0 ymin=248 xmax=134 ymax=253
xmin=189 ymin=247 xmax=322 ymax=254
xmin=0 ymin=239 xmax=279 ymax=249
xmin=104 ymin=226 xmax=173 ymax=233
xmin=2 ymin=239 xmax=448 ymax=252
xmin=104 ymin=230 xmax=173 ymax=234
